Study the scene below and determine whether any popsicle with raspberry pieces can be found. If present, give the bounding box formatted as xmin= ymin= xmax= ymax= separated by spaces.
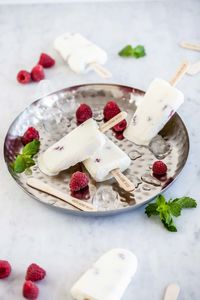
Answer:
xmin=70 ymin=249 xmax=138 ymax=300
xmin=124 ymin=78 xmax=184 ymax=146
xmin=38 ymin=118 xmax=105 ymax=176
xmin=83 ymin=133 xmax=131 ymax=182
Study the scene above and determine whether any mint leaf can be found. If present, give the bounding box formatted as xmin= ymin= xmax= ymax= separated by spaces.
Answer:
xmin=162 ymin=219 xmax=177 ymax=232
xmin=13 ymin=139 xmax=39 ymax=174
xmin=119 ymin=45 xmax=134 ymax=57
xmin=169 ymin=197 xmax=197 ymax=217
xmin=24 ymin=155 xmax=35 ymax=168
xmin=132 ymin=45 xmax=146 ymax=58
xmin=156 ymin=194 xmax=166 ymax=206
xmin=13 ymin=155 xmax=27 ymax=173
xmin=172 ymin=197 xmax=197 ymax=209
xmin=118 ymin=44 xmax=146 ymax=58
xmin=145 ymin=194 xmax=197 ymax=232
xmin=23 ymin=140 xmax=40 ymax=156
xmin=145 ymin=203 xmax=159 ymax=217
xmin=169 ymin=201 xmax=182 ymax=217
xmin=155 ymin=195 xmax=172 ymax=227
xmin=13 ymin=154 xmax=35 ymax=173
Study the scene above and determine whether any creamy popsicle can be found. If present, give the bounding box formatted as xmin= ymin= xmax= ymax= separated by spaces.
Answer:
xmin=124 ymin=78 xmax=184 ymax=145
xmin=54 ymin=33 xmax=108 ymax=74
xmin=38 ymin=118 xmax=105 ymax=176
xmin=83 ymin=134 xmax=131 ymax=182
xmin=70 ymin=248 xmax=138 ymax=300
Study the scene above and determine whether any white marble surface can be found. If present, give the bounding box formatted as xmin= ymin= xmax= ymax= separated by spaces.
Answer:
xmin=0 ymin=1 xmax=200 ymax=299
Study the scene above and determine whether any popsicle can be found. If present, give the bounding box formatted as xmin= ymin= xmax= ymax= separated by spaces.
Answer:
xmin=83 ymin=133 xmax=131 ymax=182
xmin=54 ymin=33 xmax=111 ymax=78
xmin=38 ymin=112 xmax=127 ymax=177
xmin=124 ymin=78 xmax=184 ymax=146
xmin=70 ymin=248 xmax=138 ymax=300
xmin=38 ymin=118 xmax=105 ymax=176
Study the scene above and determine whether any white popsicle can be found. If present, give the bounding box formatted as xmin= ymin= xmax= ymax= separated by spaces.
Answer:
xmin=54 ymin=33 xmax=108 ymax=75
xmin=54 ymin=33 xmax=89 ymax=61
xmin=70 ymin=248 xmax=138 ymax=300
xmin=38 ymin=118 xmax=105 ymax=176
xmin=83 ymin=134 xmax=131 ymax=182
xmin=124 ymin=78 xmax=184 ymax=146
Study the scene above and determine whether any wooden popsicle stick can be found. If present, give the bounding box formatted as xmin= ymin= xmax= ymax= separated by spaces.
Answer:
xmin=90 ymin=62 xmax=112 ymax=78
xmin=169 ymin=61 xmax=190 ymax=86
xmin=163 ymin=283 xmax=180 ymax=300
xmin=26 ymin=178 xmax=97 ymax=212
xmin=100 ymin=112 xmax=134 ymax=192
xmin=187 ymin=60 xmax=200 ymax=75
xmin=180 ymin=41 xmax=200 ymax=52
xmin=100 ymin=111 xmax=127 ymax=133
xmin=111 ymin=169 xmax=135 ymax=192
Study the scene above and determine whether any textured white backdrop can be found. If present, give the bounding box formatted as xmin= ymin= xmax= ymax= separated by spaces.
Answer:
xmin=0 ymin=1 xmax=200 ymax=300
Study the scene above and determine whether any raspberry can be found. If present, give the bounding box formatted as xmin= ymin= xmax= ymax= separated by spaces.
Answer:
xmin=38 ymin=53 xmax=55 ymax=68
xmin=114 ymin=132 xmax=124 ymax=140
xmin=71 ymin=185 xmax=90 ymax=200
xmin=152 ymin=161 xmax=167 ymax=176
xmin=17 ymin=70 xmax=31 ymax=84
xmin=113 ymin=119 xmax=127 ymax=132
xmin=76 ymin=103 xmax=93 ymax=124
xmin=69 ymin=171 xmax=89 ymax=192
xmin=21 ymin=127 xmax=40 ymax=145
xmin=103 ymin=101 xmax=121 ymax=121
xmin=31 ymin=65 xmax=45 ymax=82
xmin=23 ymin=281 xmax=39 ymax=300
xmin=0 ymin=260 xmax=11 ymax=279
xmin=26 ymin=263 xmax=46 ymax=282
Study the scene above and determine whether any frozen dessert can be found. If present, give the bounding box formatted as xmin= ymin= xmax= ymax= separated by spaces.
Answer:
xmin=83 ymin=133 xmax=131 ymax=182
xmin=38 ymin=118 xmax=105 ymax=176
xmin=70 ymin=248 xmax=138 ymax=300
xmin=124 ymin=78 xmax=184 ymax=145
xmin=54 ymin=33 xmax=108 ymax=74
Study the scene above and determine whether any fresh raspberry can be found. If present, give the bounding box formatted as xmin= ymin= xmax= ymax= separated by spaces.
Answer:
xmin=114 ymin=132 xmax=124 ymax=140
xmin=76 ymin=103 xmax=93 ymax=124
xmin=113 ymin=119 xmax=127 ymax=132
xmin=31 ymin=65 xmax=45 ymax=82
xmin=25 ymin=263 xmax=46 ymax=282
xmin=152 ymin=161 xmax=167 ymax=176
xmin=69 ymin=171 xmax=89 ymax=192
xmin=38 ymin=53 xmax=55 ymax=68
xmin=17 ymin=70 xmax=31 ymax=84
xmin=21 ymin=127 xmax=39 ymax=145
xmin=71 ymin=185 xmax=90 ymax=200
xmin=0 ymin=260 xmax=11 ymax=279
xmin=23 ymin=281 xmax=39 ymax=300
xmin=103 ymin=101 xmax=121 ymax=121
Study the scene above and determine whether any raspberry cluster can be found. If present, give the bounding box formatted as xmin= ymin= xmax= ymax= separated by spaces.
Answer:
xmin=17 ymin=53 xmax=55 ymax=84
xmin=0 ymin=260 xmax=46 ymax=299
xmin=75 ymin=100 xmax=127 ymax=140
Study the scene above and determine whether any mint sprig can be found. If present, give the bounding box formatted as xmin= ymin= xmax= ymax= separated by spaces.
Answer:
xmin=12 ymin=140 xmax=40 ymax=173
xmin=119 ymin=44 xmax=146 ymax=58
xmin=145 ymin=194 xmax=197 ymax=232
xmin=22 ymin=139 xmax=40 ymax=156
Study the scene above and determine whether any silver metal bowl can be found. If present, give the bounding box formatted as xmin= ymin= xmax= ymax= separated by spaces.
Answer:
xmin=4 ymin=84 xmax=189 ymax=216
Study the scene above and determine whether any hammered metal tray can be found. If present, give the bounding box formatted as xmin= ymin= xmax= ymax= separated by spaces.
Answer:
xmin=4 ymin=84 xmax=189 ymax=216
